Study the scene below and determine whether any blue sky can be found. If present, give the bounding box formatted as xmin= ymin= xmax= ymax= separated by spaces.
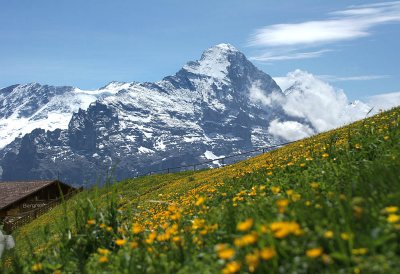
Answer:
xmin=0 ymin=0 xmax=399 ymax=100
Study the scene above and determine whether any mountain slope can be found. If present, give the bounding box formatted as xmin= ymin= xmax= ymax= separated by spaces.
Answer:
xmin=0 ymin=82 xmax=126 ymax=149
xmin=4 ymin=107 xmax=400 ymax=273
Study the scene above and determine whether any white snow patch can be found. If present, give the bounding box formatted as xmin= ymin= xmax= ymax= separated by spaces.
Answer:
xmin=204 ymin=150 xmax=225 ymax=167
xmin=184 ymin=136 xmax=203 ymax=143
xmin=204 ymin=150 xmax=220 ymax=160
xmin=138 ymin=146 xmax=154 ymax=154
xmin=154 ymin=139 xmax=166 ymax=151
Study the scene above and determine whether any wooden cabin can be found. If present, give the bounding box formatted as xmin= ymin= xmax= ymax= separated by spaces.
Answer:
xmin=0 ymin=180 xmax=77 ymax=220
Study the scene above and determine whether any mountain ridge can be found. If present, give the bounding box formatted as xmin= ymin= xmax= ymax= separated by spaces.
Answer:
xmin=0 ymin=44 xmax=384 ymax=186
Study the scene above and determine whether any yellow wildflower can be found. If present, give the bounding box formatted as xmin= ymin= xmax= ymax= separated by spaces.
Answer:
xmin=286 ymin=189 xmax=294 ymax=196
xmin=31 ymin=263 xmax=43 ymax=272
xmin=324 ymin=230 xmax=334 ymax=239
xmin=168 ymin=204 xmax=179 ymax=212
xmin=115 ymin=239 xmax=126 ymax=246
xmin=222 ymin=261 xmax=241 ymax=274
xmin=87 ymin=219 xmax=96 ymax=225
xmin=276 ymin=199 xmax=289 ymax=213
xmin=260 ymin=247 xmax=276 ymax=260
xmin=192 ymin=218 xmax=206 ymax=230
xmin=269 ymin=221 xmax=302 ymax=238
xmin=353 ymin=206 xmax=363 ymax=218
xmin=237 ymin=218 xmax=254 ymax=231
xmin=306 ymin=247 xmax=323 ymax=258
xmin=97 ymin=248 xmax=110 ymax=255
xmin=170 ymin=212 xmax=181 ymax=220
xmin=291 ymin=193 xmax=301 ymax=201
xmin=245 ymin=251 xmax=259 ymax=272
xmin=271 ymin=186 xmax=280 ymax=194
xmin=276 ymin=199 xmax=289 ymax=207
xmin=260 ymin=225 xmax=269 ymax=234
xmin=215 ymin=243 xmax=228 ymax=252
xmin=341 ymin=232 xmax=351 ymax=241
xmin=352 ymin=248 xmax=368 ymax=255
xmin=234 ymin=232 xmax=258 ymax=247
xmin=172 ymin=236 xmax=181 ymax=243
xmin=130 ymin=241 xmax=139 ymax=249
xmin=196 ymin=196 xmax=205 ymax=206
xmin=384 ymin=206 xmax=398 ymax=214
xmin=322 ymin=153 xmax=329 ymax=158
xmin=157 ymin=233 xmax=170 ymax=242
xmin=218 ymin=248 xmax=236 ymax=260
xmin=146 ymin=232 xmax=157 ymax=244
xmin=99 ymin=256 xmax=109 ymax=263
xmin=322 ymin=254 xmax=332 ymax=264
xmin=132 ymin=222 xmax=144 ymax=234
xmin=387 ymin=214 xmax=400 ymax=223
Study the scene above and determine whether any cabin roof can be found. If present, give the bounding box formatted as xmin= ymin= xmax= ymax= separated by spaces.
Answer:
xmin=0 ymin=180 xmax=72 ymax=210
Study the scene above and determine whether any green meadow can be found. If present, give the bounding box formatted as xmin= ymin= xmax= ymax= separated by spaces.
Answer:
xmin=1 ymin=107 xmax=400 ymax=274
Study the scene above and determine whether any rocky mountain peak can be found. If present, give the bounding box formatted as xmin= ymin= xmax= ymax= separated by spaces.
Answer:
xmin=200 ymin=43 xmax=240 ymax=59
xmin=182 ymin=43 xmax=245 ymax=80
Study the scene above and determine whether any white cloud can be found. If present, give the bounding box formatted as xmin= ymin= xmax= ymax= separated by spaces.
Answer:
xmin=249 ymin=19 xmax=368 ymax=47
xmin=249 ymin=2 xmax=400 ymax=47
xmin=268 ymin=70 xmax=400 ymax=141
xmin=280 ymin=70 xmax=366 ymax=132
xmin=367 ymin=91 xmax=400 ymax=110
xmin=249 ymin=81 xmax=284 ymax=106
xmin=249 ymin=49 xmax=331 ymax=62
xmin=268 ymin=70 xmax=373 ymax=141
xmin=318 ymin=75 xmax=390 ymax=82
xmin=268 ymin=119 xmax=315 ymax=141
xmin=249 ymin=1 xmax=400 ymax=61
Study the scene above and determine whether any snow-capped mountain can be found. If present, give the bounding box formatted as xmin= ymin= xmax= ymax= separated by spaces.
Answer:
xmin=0 ymin=44 xmax=387 ymax=186
xmin=0 ymin=44 xmax=299 ymax=185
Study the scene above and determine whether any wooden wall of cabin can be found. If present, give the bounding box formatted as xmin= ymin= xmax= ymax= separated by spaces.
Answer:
xmin=1 ymin=182 xmax=75 ymax=217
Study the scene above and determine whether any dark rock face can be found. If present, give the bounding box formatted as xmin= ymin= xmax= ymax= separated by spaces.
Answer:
xmin=68 ymin=103 xmax=119 ymax=152
xmin=0 ymin=44 xmax=306 ymax=186
xmin=2 ymin=129 xmax=44 ymax=180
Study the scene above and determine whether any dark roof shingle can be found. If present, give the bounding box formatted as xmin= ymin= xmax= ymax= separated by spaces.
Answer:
xmin=0 ymin=180 xmax=55 ymax=210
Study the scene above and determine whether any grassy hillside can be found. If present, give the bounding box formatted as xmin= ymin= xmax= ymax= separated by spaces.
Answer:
xmin=2 ymin=107 xmax=400 ymax=273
